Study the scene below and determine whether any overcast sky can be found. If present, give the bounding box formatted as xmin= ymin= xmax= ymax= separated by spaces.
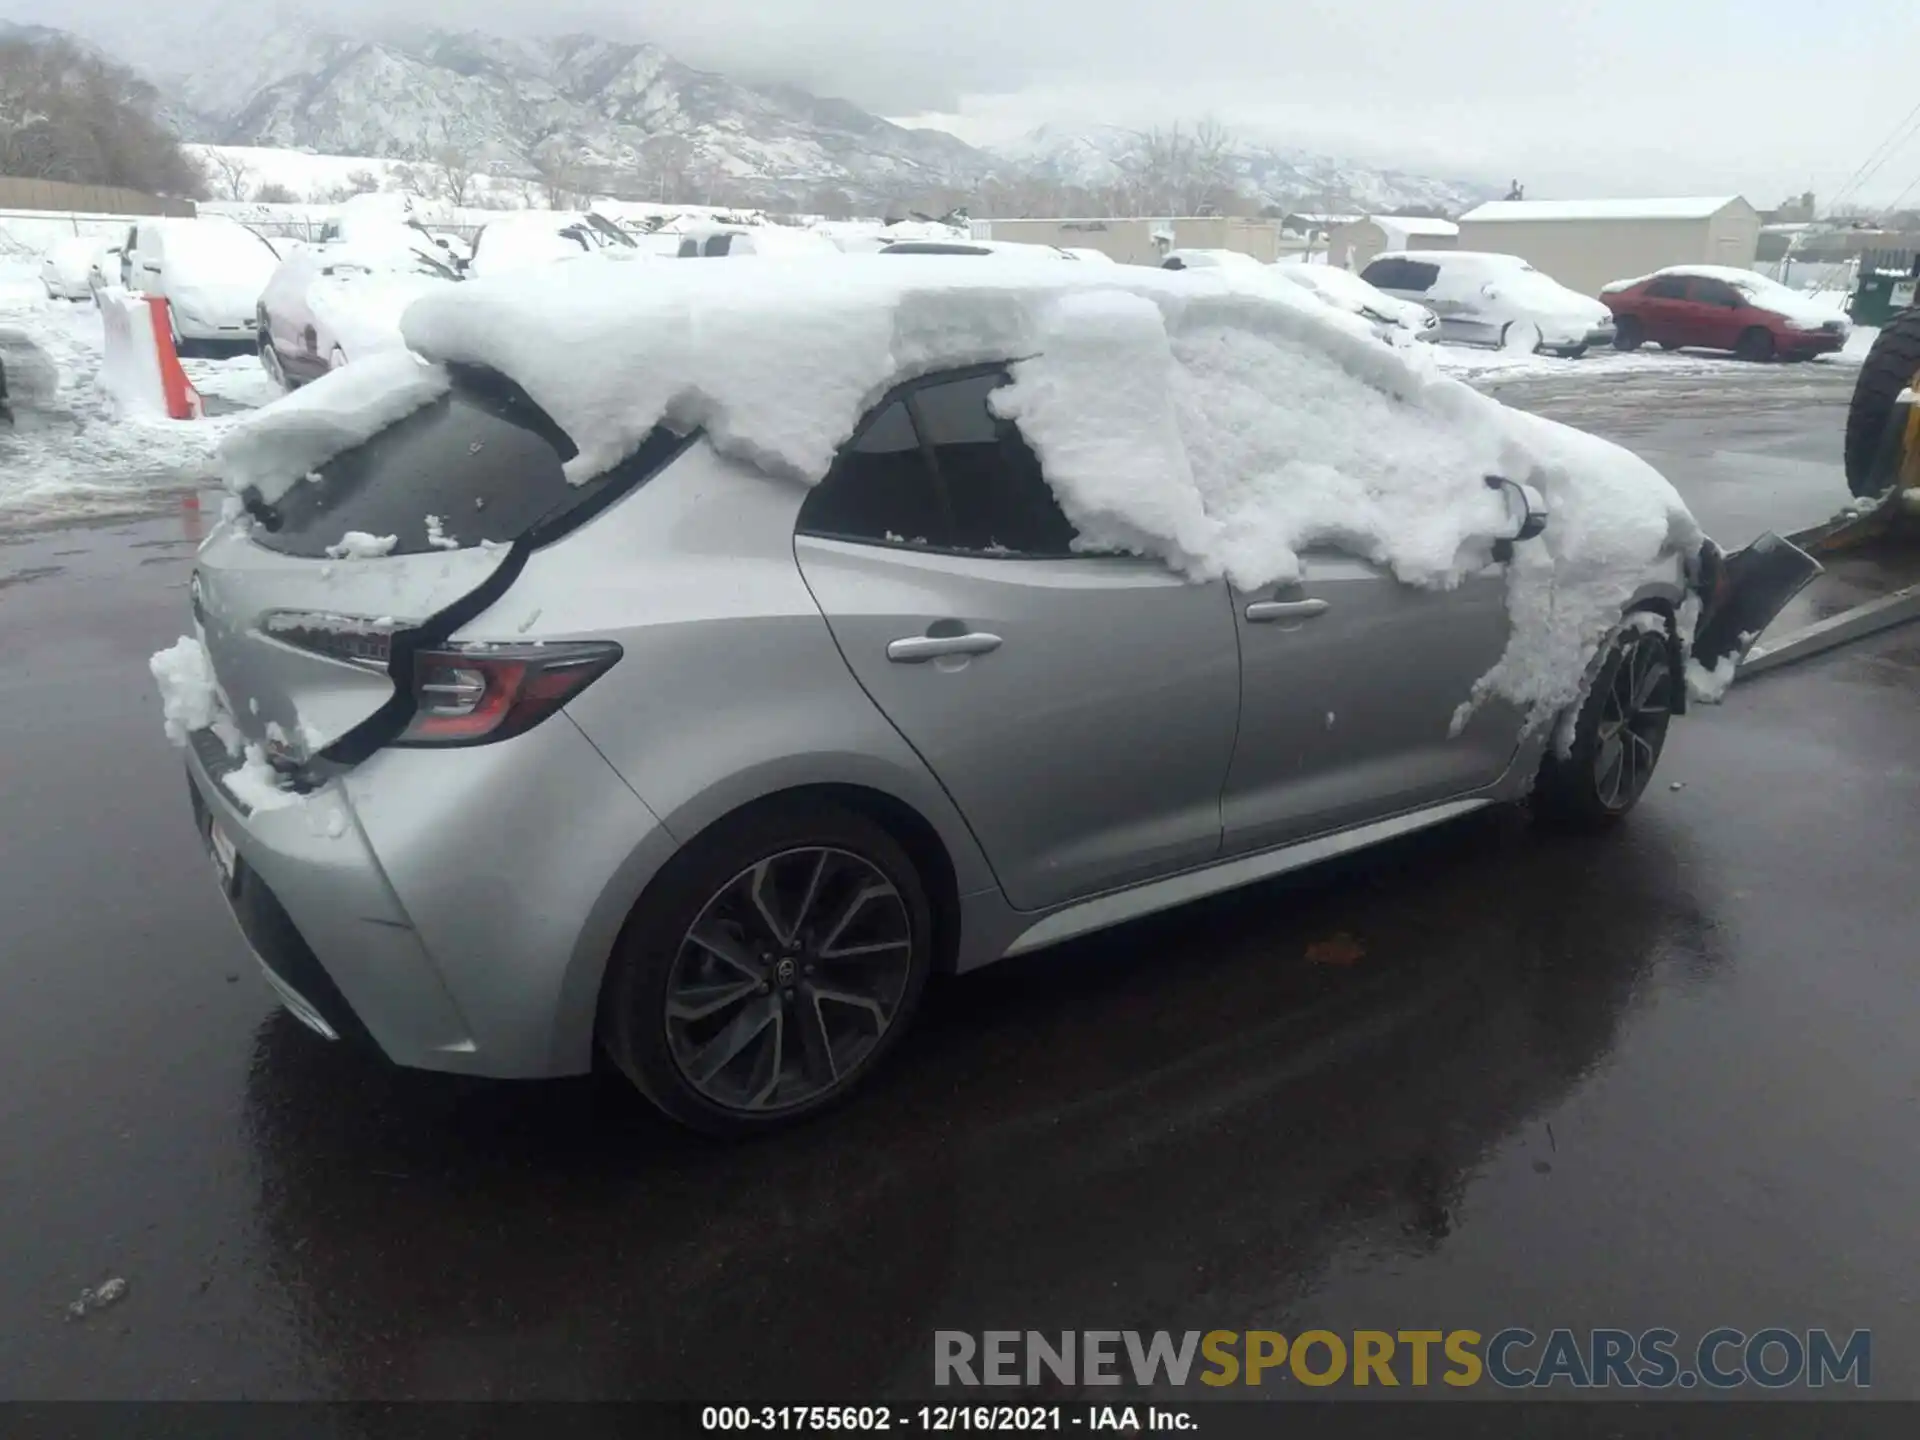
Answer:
xmin=16 ymin=0 xmax=1920 ymax=204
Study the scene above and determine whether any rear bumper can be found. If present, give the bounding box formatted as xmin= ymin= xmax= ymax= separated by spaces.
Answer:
xmin=181 ymin=712 xmax=678 ymax=1078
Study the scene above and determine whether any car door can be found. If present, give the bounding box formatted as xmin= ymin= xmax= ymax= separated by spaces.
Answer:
xmin=1222 ymin=554 xmax=1523 ymax=856
xmin=1429 ymin=264 xmax=1500 ymax=344
xmin=1635 ymin=275 xmax=1689 ymax=345
xmin=793 ymin=366 xmax=1242 ymax=913
xmin=1687 ymin=277 xmax=1745 ymax=350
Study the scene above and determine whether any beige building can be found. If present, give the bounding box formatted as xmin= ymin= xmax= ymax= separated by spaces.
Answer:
xmin=970 ymin=216 xmax=1298 ymax=265
xmin=1325 ymin=215 xmax=1460 ymax=271
xmin=1455 ymin=196 xmax=1762 ymax=297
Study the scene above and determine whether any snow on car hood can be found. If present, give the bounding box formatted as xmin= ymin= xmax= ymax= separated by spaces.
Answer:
xmin=168 ymin=282 xmax=262 ymax=327
xmin=394 ymin=255 xmax=1702 ymax=729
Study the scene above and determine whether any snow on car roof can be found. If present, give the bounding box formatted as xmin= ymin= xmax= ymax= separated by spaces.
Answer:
xmin=1603 ymin=263 xmax=1781 ymax=291
xmin=1460 ymin=197 xmax=1744 ymax=223
xmin=228 ymin=253 xmax=1702 ymax=731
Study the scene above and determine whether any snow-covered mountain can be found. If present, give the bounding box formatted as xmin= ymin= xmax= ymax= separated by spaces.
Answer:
xmin=57 ymin=8 xmax=1489 ymax=215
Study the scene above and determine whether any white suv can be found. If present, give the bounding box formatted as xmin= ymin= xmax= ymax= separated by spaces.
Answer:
xmin=1361 ymin=251 xmax=1615 ymax=357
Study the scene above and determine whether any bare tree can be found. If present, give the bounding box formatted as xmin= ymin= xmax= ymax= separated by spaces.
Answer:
xmin=434 ymin=143 xmax=479 ymax=207
xmin=0 ymin=35 xmax=205 ymax=195
xmin=389 ymin=162 xmax=434 ymax=200
xmin=532 ymin=139 xmax=586 ymax=209
xmin=202 ymin=149 xmax=253 ymax=201
xmin=1119 ymin=119 xmax=1240 ymax=216
xmin=254 ymin=180 xmax=297 ymax=204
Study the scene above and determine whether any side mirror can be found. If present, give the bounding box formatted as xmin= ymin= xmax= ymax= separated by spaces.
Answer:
xmin=1485 ymin=474 xmax=1548 ymax=557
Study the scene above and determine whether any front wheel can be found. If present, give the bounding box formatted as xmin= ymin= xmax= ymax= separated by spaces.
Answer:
xmin=599 ymin=802 xmax=934 ymax=1134
xmin=1613 ymin=315 xmax=1645 ymax=350
xmin=1736 ymin=326 xmax=1775 ymax=362
xmin=258 ymin=330 xmax=290 ymax=391
xmin=1534 ymin=621 xmax=1675 ymax=831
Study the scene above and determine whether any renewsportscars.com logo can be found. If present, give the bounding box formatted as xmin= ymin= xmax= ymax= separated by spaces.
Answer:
xmin=933 ymin=1328 xmax=1871 ymax=1390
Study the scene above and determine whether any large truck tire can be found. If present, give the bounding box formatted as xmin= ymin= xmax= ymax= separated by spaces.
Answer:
xmin=1845 ymin=307 xmax=1920 ymax=497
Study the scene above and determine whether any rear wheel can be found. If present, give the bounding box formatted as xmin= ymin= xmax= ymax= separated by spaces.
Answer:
xmin=1613 ymin=316 xmax=1644 ymax=350
xmin=1501 ymin=320 xmax=1543 ymax=355
xmin=1736 ymin=326 xmax=1775 ymax=362
xmin=1658 ymin=340 xmax=1682 ymax=351
xmin=600 ymin=802 xmax=934 ymax=1134
xmin=1534 ymin=621 xmax=1674 ymax=831
xmin=1844 ymin=306 xmax=1920 ymax=496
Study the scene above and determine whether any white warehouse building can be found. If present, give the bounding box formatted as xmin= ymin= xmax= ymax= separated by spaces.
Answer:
xmin=1325 ymin=215 xmax=1460 ymax=271
xmin=1454 ymin=196 xmax=1762 ymax=297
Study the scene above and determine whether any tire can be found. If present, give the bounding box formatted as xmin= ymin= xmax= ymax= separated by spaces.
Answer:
xmin=1735 ymin=326 xmax=1774 ymax=362
xmin=1561 ymin=345 xmax=1589 ymax=359
xmin=1533 ymin=620 xmax=1675 ymax=833
xmin=1613 ymin=316 xmax=1644 ymax=351
xmin=258 ymin=329 xmax=290 ymax=392
xmin=599 ymin=801 xmax=935 ymax=1135
xmin=1844 ymin=305 xmax=1920 ymax=496
xmin=1658 ymin=341 xmax=1682 ymax=351
xmin=1501 ymin=320 xmax=1542 ymax=355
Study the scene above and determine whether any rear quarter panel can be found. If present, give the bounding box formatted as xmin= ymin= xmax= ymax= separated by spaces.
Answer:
xmin=454 ymin=440 xmax=1002 ymax=916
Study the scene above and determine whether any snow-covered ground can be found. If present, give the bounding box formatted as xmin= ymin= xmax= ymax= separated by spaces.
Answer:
xmin=1432 ymin=325 xmax=1873 ymax=385
xmin=0 ymin=261 xmax=276 ymax=526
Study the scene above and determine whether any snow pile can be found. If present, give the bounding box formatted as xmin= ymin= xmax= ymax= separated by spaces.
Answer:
xmin=217 ymin=350 xmax=449 ymax=503
xmin=0 ymin=261 xmax=282 ymax=524
xmin=324 ymin=530 xmax=398 ymax=559
xmin=149 ymin=636 xmax=221 ymax=744
xmin=1686 ymin=654 xmax=1739 ymax=704
xmin=396 ymin=255 xmax=1699 ymax=728
xmin=222 ymin=745 xmax=303 ymax=812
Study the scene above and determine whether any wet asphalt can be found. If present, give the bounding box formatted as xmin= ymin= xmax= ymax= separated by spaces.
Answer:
xmin=3 ymin=362 xmax=1919 ymax=1405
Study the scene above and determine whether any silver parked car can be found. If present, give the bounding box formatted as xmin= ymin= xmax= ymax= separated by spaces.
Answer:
xmin=181 ymin=358 xmax=1737 ymax=1134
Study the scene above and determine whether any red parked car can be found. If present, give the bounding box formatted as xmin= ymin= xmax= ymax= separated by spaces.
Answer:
xmin=1601 ymin=265 xmax=1851 ymax=361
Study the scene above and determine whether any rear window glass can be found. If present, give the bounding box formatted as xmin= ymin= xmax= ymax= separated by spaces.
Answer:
xmin=247 ymin=367 xmax=687 ymax=557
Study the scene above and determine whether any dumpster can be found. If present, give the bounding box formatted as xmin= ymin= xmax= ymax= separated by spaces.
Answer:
xmin=1850 ymin=249 xmax=1920 ymax=327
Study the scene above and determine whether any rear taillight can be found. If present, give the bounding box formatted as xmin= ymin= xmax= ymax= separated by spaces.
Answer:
xmin=396 ymin=642 xmax=621 ymax=746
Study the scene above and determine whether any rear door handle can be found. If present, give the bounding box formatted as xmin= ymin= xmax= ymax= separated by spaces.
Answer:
xmin=1245 ymin=599 xmax=1329 ymax=623
xmin=886 ymin=632 xmax=1003 ymax=663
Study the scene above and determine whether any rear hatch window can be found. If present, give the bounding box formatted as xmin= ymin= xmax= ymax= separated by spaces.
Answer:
xmin=245 ymin=365 xmax=687 ymax=557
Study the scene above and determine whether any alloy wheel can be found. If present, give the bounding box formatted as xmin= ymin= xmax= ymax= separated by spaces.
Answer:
xmin=1593 ymin=632 xmax=1672 ymax=810
xmin=663 ymin=846 xmax=915 ymax=1114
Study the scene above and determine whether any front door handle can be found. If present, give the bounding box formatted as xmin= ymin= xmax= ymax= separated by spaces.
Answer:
xmin=886 ymin=631 xmax=1003 ymax=663
xmin=1245 ymin=599 xmax=1329 ymax=623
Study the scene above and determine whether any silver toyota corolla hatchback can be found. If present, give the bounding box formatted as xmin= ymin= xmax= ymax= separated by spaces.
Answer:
xmin=179 ymin=336 xmax=1727 ymax=1133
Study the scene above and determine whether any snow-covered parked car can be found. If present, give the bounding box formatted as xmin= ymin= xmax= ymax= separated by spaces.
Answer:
xmin=120 ymin=217 xmax=282 ymax=353
xmin=40 ymin=236 xmax=104 ymax=301
xmin=257 ymin=236 xmax=460 ymax=389
xmin=1361 ymin=251 xmax=1615 ymax=357
xmin=86 ymin=240 xmax=124 ymax=299
xmin=1272 ymin=262 xmax=1440 ymax=344
xmin=158 ymin=259 xmax=1798 ymax=1133
xmin=672 ymin=224 xmax=841 ymax=257
xmin=877 ymin=238 xmax=1084 ymax=260
xmin=466 ymin=212 xmax=635 ymax=278
xmin=1159 ymin=248 xmax=1268 ymax=273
